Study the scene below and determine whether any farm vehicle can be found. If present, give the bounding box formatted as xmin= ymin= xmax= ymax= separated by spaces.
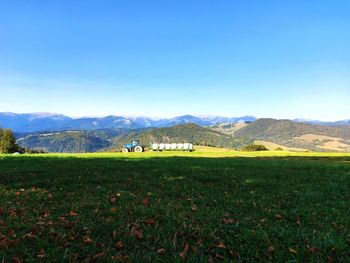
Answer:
xmin=122 ymin=140 xmax=144 ymax=152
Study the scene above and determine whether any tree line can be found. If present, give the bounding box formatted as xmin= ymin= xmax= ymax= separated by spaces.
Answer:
xmin=0 ymin=128 xmax=22 ymax=153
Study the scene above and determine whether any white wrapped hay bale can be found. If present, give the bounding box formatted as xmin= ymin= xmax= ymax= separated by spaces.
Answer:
xmin=159 ymin=143 xmax=165 ymax=150
xmin=151 ymin=142 xmax=194 ymax=151
xmin=152 ymin=143 xmax=158 ymax=151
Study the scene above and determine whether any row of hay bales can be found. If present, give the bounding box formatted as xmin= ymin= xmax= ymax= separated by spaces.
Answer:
xmin=151 ymin=143 xmax=194 ymax=151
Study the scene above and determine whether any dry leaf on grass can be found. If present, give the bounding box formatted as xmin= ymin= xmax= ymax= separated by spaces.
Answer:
xmin=114 ymin=241 xmax=124 ymax=250
xmin=216 ymin=242 xmax=226 ymax=249
xmin=215 ymin=253 xmax=225 ymax=260
xmin=67 ymin=211 xmax=78 ymax=217
xmin=12 ymin=257 xmax=22 ymax=263
xmin=144 ymin=218 xmax=156 ymax=225
xmin=157 ymin=248 xmax=166 ymax=254
xmin=274 ymin=214 xmax=283 ymax=220
xmin=134 ymin=229 xmax=144 ymax=240
xmin=83 ymin=236 xmax=93 ymax=245
xmin=288 ymin=247 xmax=297 ymax=254
xmin=179 ymin=243 xmax=189 ymax=259
xmin=142 ymin=198 xmax=149 ymax=207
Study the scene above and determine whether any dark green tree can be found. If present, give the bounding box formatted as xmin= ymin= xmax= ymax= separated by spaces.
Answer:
xmin=0 ymin=128 xmax=19 ymax=153
xmin=242 ymin=144 xmax=268 ymax=151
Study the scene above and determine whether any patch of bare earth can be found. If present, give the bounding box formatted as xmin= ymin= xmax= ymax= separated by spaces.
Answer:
xmin=293 ymin=133 xmax=350 ymax=152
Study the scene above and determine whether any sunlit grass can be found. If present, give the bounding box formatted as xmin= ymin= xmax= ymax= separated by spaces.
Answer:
xmin=0 ymin=150 xmax=350 ymax=261
xmin=2 ymin=147 xmax=350 ymax=159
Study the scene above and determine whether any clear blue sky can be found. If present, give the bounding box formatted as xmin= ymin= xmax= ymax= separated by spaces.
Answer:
xmin=0 ymin=1 xmax=349 ymax=121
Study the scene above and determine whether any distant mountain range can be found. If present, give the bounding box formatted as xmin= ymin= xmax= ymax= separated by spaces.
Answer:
xmin=0 ymin=112 xmax=256 ymax=132
xmin=1 ymin=112 xmax=349 ymax=133
xmin=294 ymin=119 xmax=350 ymax=126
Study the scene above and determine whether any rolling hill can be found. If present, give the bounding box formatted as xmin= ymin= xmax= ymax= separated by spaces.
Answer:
xmin=110 ymin=123 xmax=250 ymax=150
xmin=234 ymin=118 xmax=350 ymax=151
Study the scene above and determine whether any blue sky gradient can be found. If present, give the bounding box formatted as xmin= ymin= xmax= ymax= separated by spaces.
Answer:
xmin=0 ymin=1 xmax=349 ymax=120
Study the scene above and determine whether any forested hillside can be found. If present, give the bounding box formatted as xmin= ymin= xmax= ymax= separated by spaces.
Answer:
xmin=17 ymin=129 xmax=128 ymax=153
xmin=110 ymin=124 xmax=250 ymax=150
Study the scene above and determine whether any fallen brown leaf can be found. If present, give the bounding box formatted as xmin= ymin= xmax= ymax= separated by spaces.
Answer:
xmin=179 ymin=243 xmax=189 ymax=259
xmin=92 ymin=253 xmax=105 ymax=261
xmin=67 ymin=211 xmax=78 ymax=217
xmin=288 ymin=247 xmax=297 ymax=254
xmin=134 ymin=229 xmax=144 ymax=240
xmin=37 ymin=249 xmax=46 ymax=259
xmin=0 ymin=237 xmax=9 ymax=248
xmin=222 ymin=219 xmax=235 ymax=224
xmin=22 ymin=232 xmax=36 ymax=239
xmin=196 ymin=239 xmax=203 ymax=245
xmin=12 ymin=257 xmax=22 ymax=263
xmin=192 ymin=246 xmax=199 ymax=254
xmin=327 ymin=256 xmax=334 ymax=263
xmin=216 ymin=242 xmax=226 ymax=249
xmin=142 ymin=198 xmax=149 ymax=207
xmin=114 ymin=240 xmax=124 ymax=250
xmin=267 ymin=245 xmax=275 ymax=254
xmin=41 ymin=210 xmax=49 ymax=218
xmin=83 ymin=236 xmax=93 ymax=245
xmin=307 ymin=246 xmax=319 ymax=254
xmin=144 ymin=218 xmax=156 ymax=225
xmin=191 ymin=205 xmax=198 ymax=212
xmin=215 ymin=253 xmax=225 ymax=260
xmin=157 ymin=248 xmax=166 ymax=254
xmin=274 ymin=214 xmax=283 ymax=220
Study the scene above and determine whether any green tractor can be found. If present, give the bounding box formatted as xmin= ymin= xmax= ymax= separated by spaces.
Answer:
xmin=122 ymin=140 xmax=144 ymax=153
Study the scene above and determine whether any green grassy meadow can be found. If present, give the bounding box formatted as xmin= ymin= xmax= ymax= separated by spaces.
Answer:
xmin=1 ymin=150 xmax=350 ymax=262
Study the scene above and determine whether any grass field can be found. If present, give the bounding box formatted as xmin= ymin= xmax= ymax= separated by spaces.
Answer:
xmin=1 ymin=150 xmax=350 ymax=262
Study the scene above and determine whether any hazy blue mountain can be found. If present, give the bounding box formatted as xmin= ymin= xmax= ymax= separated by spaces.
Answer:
xmin=0 ymin=112 xmax=257 ymax=132
xmin=0 ymin=112 xmax=71 ymax=132
xmin=2 ymin=112 xmax=348 ymax=133
xmin=294 ymin=119 xmax=350 ymax=126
